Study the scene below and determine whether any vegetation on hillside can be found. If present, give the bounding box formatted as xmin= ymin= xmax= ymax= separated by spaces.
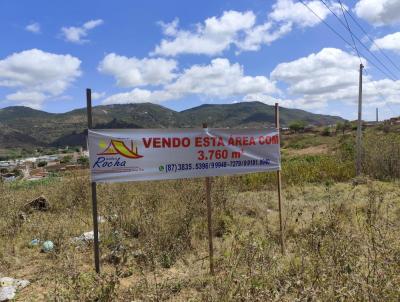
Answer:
xmin=0 ymin=102 xmax=344 ymax=150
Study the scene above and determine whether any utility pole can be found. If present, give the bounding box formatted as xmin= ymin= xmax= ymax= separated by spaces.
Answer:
xmin=356 ymin=63 xmax=364 ymax=176
xmin=376 ymin=108 xmax=379 ymax=123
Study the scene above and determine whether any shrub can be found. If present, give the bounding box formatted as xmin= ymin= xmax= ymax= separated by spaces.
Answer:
xmin=77 ymin=156 xmax=89 ymax=167
xmin=321 ymin=126 xmax=331 ymax=136
xmin=60 ymin=155 xmax=73 ymax=164
xmin=362 ymin=132 xmax=400 ymax=179
xmin=289 ymin=120 xmax=307 ymax=133
xmin=37 ymin=161 xmax=47 ymax=167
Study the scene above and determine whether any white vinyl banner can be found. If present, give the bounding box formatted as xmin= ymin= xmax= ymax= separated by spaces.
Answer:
xmin=88 ymin=128 xmax=281 ymax=183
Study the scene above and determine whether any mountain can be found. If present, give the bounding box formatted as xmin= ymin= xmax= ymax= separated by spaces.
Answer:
xmin=179 ymin=102 xmax=341 ymax=127
xmin=0 ymin=102 xmax=344 ymax=149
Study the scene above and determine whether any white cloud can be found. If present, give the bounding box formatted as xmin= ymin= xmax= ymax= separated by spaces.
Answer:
xmin=152 ymin=2 xmax=343 ymax=56
xmin=25 ymin=22 xmax=41 ymax=34
xmin=0 ymin=49 xmax=81 ymax=108
xmin=372 ymin=32 xmax=400 ymax=53
xmin=237 ymin=22 xmax=292 ymax=51
xmin=354 ymin=0 xmax=400 ymax=26
xmin=61 ymin=19 xmax=103 ymax=43
xmin=102 ymin=88 xmax=172 ymax=105
xmin=271 ymin=47 xmax=400 ymax=108
xmin=269 ymin=0 xmax=341 ymax=27
xmin=102 ymin=58 xmax=278 ymax=105
xmin=92 ymin=91 xmax=106 ymax=100
xmin=237 ymin=0 xmax=342 ymax=52
xmin=271 ymin=48 xmax=364 ymax=97
xmin=242 ymin=93 xmax=326 ymax=110
xmin=98 ymin=53 xmax=177 ymax=87
xmin=165 ymin=58 xmax=278 ymax=97
xmin=152 ymin=11 xmax=256 ymax=56
xmin=5 ymin=91 xmax=46 ymax=109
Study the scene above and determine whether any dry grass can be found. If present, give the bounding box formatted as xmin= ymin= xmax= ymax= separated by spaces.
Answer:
xmin=0 ymin=170 xmax=399 ymax=301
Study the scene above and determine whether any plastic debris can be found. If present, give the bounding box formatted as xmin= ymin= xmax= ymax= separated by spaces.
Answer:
xmin=42 ymin=240 xmax=54 ymax=253
xmin=72 ymin=231 xmax=100 ymax=245
xmin=97 ymin=216 xmax=106 ymax=223
xmin=0 ymin=277 xmax=30 ymax=301
xmin=29 ymin=239 xmax=40 ymax=247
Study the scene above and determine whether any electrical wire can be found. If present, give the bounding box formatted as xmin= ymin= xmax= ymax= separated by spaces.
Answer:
xmin=340 ymin=3 xmax=400 ymax=74
xmin=338 ymin=0 xmax=362 ymax=64
xmin=318 ymin=0 xmax=398 ymax=80
xmin=298 ymin=0 xmax=396 ymax=81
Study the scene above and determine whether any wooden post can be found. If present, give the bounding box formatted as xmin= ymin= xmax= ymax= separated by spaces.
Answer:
xmin=356 ymin=63 xmax=364 ymax=176
xmin=86 ymin=88 xmax=101 ymax=274
xmin=275 ymin=103 xmax=285 ymax=254
xmin=203 ymin=123 xmax=214 ymax=275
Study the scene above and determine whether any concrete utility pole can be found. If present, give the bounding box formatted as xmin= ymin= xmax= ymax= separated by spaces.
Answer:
xmin=356 ymin=63 xmax=364 ymax=176
xmin=376 ymin=108 xmax=379 ymax=123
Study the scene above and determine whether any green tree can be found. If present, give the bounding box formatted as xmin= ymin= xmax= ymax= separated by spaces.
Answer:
xmin=60 ymin=155 xmax=73 ymax=164
xmin=343 ymin=121 xmax=352 ymax=133
xmin=289 ymin=120 xmax=307 ymax=133
xmin=77 ymin=156 xmax=89 ymax=167
xmin=322 ymin=127 xmax=331 ymax=136
xmin=336 ymin=122 xmax=344 ymax=135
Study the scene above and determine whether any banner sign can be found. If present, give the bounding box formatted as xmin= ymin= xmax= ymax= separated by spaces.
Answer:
xmin=88 ymin=128 xmax=281 ymax=183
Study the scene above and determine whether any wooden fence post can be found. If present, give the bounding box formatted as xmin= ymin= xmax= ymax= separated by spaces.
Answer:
xmin=86 ymin=88 xmax=101 ymax=273
xmin=275 ymin=103 xmax=285 ymax=254
xmin=203 ymin=123 xmax=214 ymax=275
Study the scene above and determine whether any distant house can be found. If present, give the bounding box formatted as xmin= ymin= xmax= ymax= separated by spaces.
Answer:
xmin=0 ymin=161 xmax=14 ymax=168
xmin=389 ymin=117 xmax=400 ymax=125
xmin=1 ymin=173 xmax=17 ymax=182
xmin=36 ymin=155 xmax=58 ymax=163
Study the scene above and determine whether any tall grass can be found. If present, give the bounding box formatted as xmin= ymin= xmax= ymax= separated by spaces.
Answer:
xmin=362 ymin=132 xmax=400 ymax=179
xmin=239 ymin=154 xmax=354 ymax=191
xmin=1 ymin=133 xmax=400 ymax=300
xmin=0 ymin=168 xmax=399 ymax=300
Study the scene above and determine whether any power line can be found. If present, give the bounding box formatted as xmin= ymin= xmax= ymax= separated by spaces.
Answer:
xmin=338 ymin=0 xmax=362 ymax=64
xmin=298 ymin=0 xmax=396 ymax=81
xmin=318 ymin=0 xmax=398 ymax=80
xmin=298 ymin=0 xmax=398 ymax=119
xmin=336 ymin=0 xmax=397 ymax=119
xmin=340 ymin=3 xmax=400 ymax=74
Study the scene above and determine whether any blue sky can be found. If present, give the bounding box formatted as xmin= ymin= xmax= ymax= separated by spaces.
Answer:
xmin=0 ymin=0 xmax=400 ymax=120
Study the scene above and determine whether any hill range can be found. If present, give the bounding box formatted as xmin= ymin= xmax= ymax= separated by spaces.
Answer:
xmin=0 ymin=102 xmax=344 ymax=149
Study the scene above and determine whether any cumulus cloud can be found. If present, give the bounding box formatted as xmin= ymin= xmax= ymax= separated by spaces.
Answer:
xmin=98 ymin=53 xmax=178 ymax=87
xmin=242 ymin=93 xmax=326 ymax=110
xmin=165 ymin=58 xmax=278 ymax=97
xmin=372 ymin=32 xmax=400 ymax=53
xmin=269 ymin=0 xmax=331 ymax=27
xmin=271 ymin=47 xmax=400 ymax=108
xmin=152 ymin=10 xmax=256 ymax=56
xmin=61 ymin=19 xmax=103 ymax=43
xmin=354 ymin=0 xmax=400 ymax=26
xmin=152 ymin=2 xmax=341 ymax=56
xmin=236 ymin=22 xmax=292 ymax=52
xmin=92 ymin=91 xmax=106 ymax=100
xmin=25 ymin=22 xmax=41 ymax=34
xmin=5 ymin=91 xmax=46 ymax=109
xmin=237 ymin=0 xmax=342 ymax=52
xmin=102 ymin=89 xmax=172 ymax=105
xmin=102 ymin=58 xmax=278 ymax=105
xmin=0 ymin=49 xmax=81 ymax=108
xmin=271 ymin=48 xmax=364 ymax=96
